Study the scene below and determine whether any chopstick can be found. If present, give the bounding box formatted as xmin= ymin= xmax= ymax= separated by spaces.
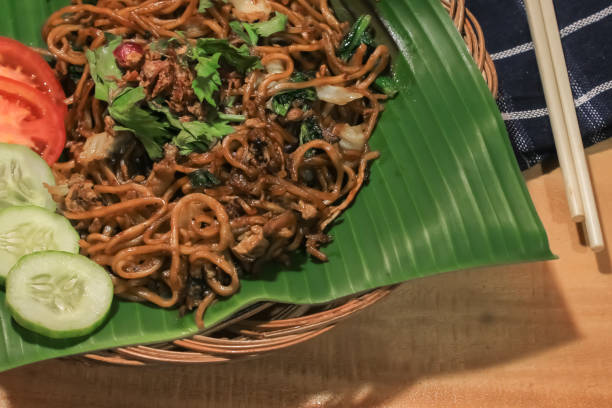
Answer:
xmin=524 ymin=0 xmax=583 ymax=222
xmin=524 ymin=0 xmax=604 ymax=252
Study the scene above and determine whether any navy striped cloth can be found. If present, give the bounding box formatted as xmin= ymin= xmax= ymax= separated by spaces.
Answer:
xmin=469 ymin=0 xmax=612 ymax=170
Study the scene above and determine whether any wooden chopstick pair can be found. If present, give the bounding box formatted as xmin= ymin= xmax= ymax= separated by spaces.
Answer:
xmin=524 ymin=0 xmax=604 ymax=252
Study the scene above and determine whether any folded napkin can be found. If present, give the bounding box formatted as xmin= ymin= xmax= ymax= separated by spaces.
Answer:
xmin=470 ymin=0 xmax=612 ymax=170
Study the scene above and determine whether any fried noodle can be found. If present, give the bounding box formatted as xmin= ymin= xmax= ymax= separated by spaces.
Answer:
xmin=44 ymin=0 xmax=390 ymax=328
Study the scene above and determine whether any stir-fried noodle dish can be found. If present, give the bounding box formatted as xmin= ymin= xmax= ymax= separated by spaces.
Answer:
xmin=43 ymin=0 xmax=397 ymax=327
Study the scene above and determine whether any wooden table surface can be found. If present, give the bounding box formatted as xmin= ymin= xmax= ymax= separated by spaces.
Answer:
xmin=2 ymin=140 xmax=612 ymax=407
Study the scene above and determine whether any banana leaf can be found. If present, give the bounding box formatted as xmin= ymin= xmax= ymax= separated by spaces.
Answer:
xmin=0 ymin=0 xmax=554 ymax=372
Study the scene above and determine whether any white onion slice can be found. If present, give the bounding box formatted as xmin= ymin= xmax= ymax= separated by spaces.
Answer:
xmin=338 ymin=124 xmax=367 ymax=151
xmin=229 ymin=0 xmax=272 ymax=22
xmin=265 ymin=60 xmax=285 ymax=75
xmin=79 ymin=132 xmax=114 ymax=163
xmin=316 ymin=85 xmax=363 ymax=105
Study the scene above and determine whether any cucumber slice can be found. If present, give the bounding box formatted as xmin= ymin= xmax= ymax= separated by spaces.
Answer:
xmin=0 ymin=206 xmax=79 ymax=283
xmin=6 ymin=251 xmax=113 ymax=339
xmin=0 ymin=143 xmax=56 ymax=211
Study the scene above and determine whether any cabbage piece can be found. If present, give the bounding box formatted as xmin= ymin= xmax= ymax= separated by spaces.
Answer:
xmin=338 ymin=124 xmax=367 ymax=151
xmin=316 ymin=85 xmax=363 ymax=105
xmin=229 ymin=0 xmax=272 ymax=22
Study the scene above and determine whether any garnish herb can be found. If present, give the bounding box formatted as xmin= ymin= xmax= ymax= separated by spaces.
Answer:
xmin=192 ymin=53 xmax=222 ymax=106
xmin=85 ymin=34 xmax=122 ymax=101
xmin=189 ymin=169 xmax=221 ymax=188
xmin=230 ymin=13 xmax=288 ymax=46
xmin=299 ymin=117 xmax=323 ymax=158
xmin=109 ymin=87 xmax=171 ymax=159
xmin=372 ymin=75 xmax=399 ymax=98
xmin=271 ymin=72 xmax=317 ymax=116
xmin=337 ymin=15 xmax=376 ymax=61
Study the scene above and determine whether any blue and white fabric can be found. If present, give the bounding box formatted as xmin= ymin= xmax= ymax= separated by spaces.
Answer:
xmin=469 ymin=0 xmax=612 ymax=169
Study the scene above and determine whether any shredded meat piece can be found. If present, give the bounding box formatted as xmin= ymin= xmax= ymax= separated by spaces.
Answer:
xmin=120 ymin=69 xmax=140 ymax=84
xmin=124 ymin=51 xmax=143 ymax=69
xmin=296 ymin=200 xmax=317 ymax=220
xmin=172 ymin=67 xmax=203 ymax=117
xmin=140 ymin=59 xmax=173 ymax=98
xmin=145 ymin=145 xmax=178 ymax=196
xmin=229 ymin=170 xmax=252 ymax=192
xmin=323 ymin=124 xmax=340 ymax=144
xmin=184 ymin=280 xmax=205 ymax=311
xmin=231 ymin=225 xmax=270 ymax=263
xmin=224 ymin=199 xmax=243 ymax=219
xmin=171 ymin=68 xmax=191 ymax=103
xmin=286 ymin=108 xmax=306 ymax=121
xmin=139 ymin=48 xmax=203 ymax=118
xmin=66 ymin=181 xmax=101 ymax=212
xmin=104 ymin=115 xmax=116 ymax=135
xmin=305 ymin=233 xmax=332 ymax=261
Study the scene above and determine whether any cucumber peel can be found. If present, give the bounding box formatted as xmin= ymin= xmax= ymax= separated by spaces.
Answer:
xmin=0 ymin=143 xmax=56 ymax=211
xmin=6 ymin=251 xmax=114 ymax=339
xmin=0 ymin=206 xmax=79 ymax=283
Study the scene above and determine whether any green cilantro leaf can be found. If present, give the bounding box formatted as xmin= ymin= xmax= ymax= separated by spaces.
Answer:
xmin=251 ymin=13 xmax=288 ymax=37
xmin=172 ymin=118 xmax=235 ymax=155
xmin=86 ymin=34 xmax=123 ymax=102
xmin=192 ymin=53 xmax=222 ymax=106
xmin=109 ymin=87 xmax=172 ymax=159
xmin=189 ymin=169 xmax=221 ymax=188
xmin=230 ymin=21 xmax=259 ymax=46
xmin=198 ymin=0 xmax=214 ymax=12
xmin=229 ymin=13 xmax=288 ymax=46
xmin=193 ymin=38 xmax=261 ymax=73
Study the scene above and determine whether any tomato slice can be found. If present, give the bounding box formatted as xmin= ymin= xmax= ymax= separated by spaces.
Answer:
xmin=0 ymin=36 xmax=67 ymax=117
xmin=0 ymin=76 xmax=66 ymax=164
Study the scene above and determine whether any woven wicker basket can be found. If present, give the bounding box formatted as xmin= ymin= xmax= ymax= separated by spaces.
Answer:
xmin=81 ymin=0 xmax=499 ymax=366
